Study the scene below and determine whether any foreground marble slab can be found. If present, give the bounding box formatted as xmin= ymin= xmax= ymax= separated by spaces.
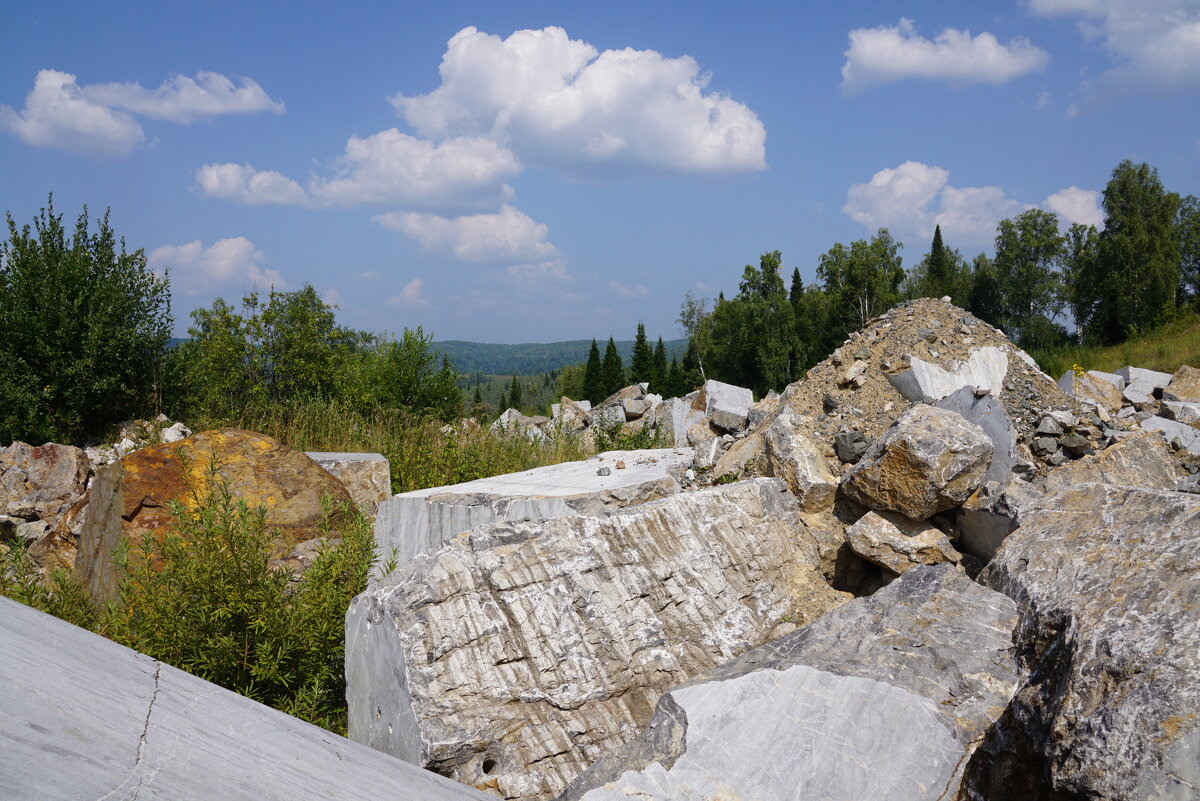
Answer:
xmin=0 ymin=596 xmax=489 ymax=801
xmin=373 ymin=448 xmax=693 ymax=567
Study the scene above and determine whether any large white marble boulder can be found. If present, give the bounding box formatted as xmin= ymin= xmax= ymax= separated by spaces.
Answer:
xmin=373 ymin=448 xmax=692 ymax=567
xmin=0 ymin=597 xmax=489 ymax=801
xmin=763 ymin=412 xmax=837 ymax=511
xmin=699 ymin=379 xmax=753 ymax=432
xmin=562 ymin=565 xmax=1019 ymax=801
xmin=346 ymin=478 xmax=848 ymax=800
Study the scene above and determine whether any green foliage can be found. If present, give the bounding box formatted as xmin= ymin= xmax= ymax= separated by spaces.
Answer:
xmin=1180 ymin=195 xmax=1200 ymax=306
xmin=582 ymin=339 xmax=604 ymax=403
xmin=508 ymin=374 xmax=523 ymax=410
xmin=677 ymin=291 xmax=712 ymax=382
xmin=652 ymin=338 xmax=668 ymax=391
xmin=0 ymin=197 xmax=172 ymax=444
xmin=171 ymin=290 xmax=460 ymax=423
xmin=816 ymin=229 xmax=905 ymax=351
xmin=1030 ymin=311 xmax=1200 ymax=379
xmin=0 ymin=540 xmax=98 ymax=631
xmin=1088 ymin=161 xmax=1182 ymax=342
xmin=628 ymin=323 xmax=655 ymax=385
xmin=992 ymin=209 xmax=1068 ymax=349
xmin=904 ymin=226 xmax=973 ymax=307
xmin=601 ymin=337 xmax=624 ymax=398
xmin=707 ymin=250 xmax=806 ymax=395
xmin=592 ymin=418 xmax=668 ymax=453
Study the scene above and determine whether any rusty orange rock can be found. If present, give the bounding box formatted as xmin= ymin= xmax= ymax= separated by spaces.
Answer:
xmin=75 ymin=429 xmax=351 ymax=602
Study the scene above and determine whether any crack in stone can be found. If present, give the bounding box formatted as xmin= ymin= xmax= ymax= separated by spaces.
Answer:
xmin=129 ymin=661 xmax=163 ymax=800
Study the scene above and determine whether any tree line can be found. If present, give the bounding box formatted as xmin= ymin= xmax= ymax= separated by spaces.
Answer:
xmin=682 ymin=159 xmax=1199 ymax=397
xmin=0 ymin=197 xmax=461 ymax=446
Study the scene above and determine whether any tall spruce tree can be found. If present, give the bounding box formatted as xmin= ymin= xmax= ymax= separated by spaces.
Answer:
xmin=628 ymin=322 xmax=654 ymax=385
xmin=600 ymin=337 xmax=624 ymax=398
xmin=508 ymin=375 xmax=522 ymax=410
xmin=926 ymin=225 xmax=951 ymax=295
xmin=652 ymin=337 xmax=668 ymax=391
xmin=1087 ymin=161 xmax=1182 ymax=341
xmin=582 ymin=339 xmax=603 ymax=403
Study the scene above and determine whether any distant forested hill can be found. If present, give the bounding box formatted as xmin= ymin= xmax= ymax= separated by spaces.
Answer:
xmin=432 ymin=338 xmax=687 ymax=376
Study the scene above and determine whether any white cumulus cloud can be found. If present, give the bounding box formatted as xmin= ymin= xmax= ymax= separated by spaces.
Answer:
xmin=81 ymin=71 xmax=283 ymax=123
xmin=148 ymin=237 xmax=284 ymax=295
xmin=1028 ymin=0 xmax=1200 ymax=102
xmin=391 ymin=26 xmax=766 ymax=175
xmin=374 ymin=204 xmax=559 ymax=264
xmin=389 ymin=278 xmax=430 ymax=308
xmin=194 ymin=163 xmax=309 ymax=205
xmin=841 ymin=18 xmax=1049 ymax=93
xmin=844 ymin=161 xmax=1031 ymax=244
xmin=0 ymin=69 xmax=283 ymax=157
xmin=195 ymin=131 xmax=519 ymax=209
xmin=0 ymin=70 xmax=144 ymax=156
xmin=1043 ymin=186 xmax=1104 ymax=227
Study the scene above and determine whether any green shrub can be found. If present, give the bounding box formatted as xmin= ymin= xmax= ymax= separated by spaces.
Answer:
xmin=0 ymin=197 xmax=171 ymax=444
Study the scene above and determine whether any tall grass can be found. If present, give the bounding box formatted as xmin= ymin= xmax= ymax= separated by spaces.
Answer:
xmin=196 ymin=400 xmax=594 ymax=493
xmin=1030 ymin=312 xmax=1200 ymax=378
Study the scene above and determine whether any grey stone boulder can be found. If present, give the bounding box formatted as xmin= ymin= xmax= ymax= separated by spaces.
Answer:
xmin=968 ymin=483 xmax=1200 ymax=800
xmin=346 ymin=479 xmax=849 ymax=801
xmin=699 ymin=379 xmax=753 ymax=432
xmin=1042 ymin=431 xmax=1180 ymax=493
xmin=372 ymin=449 xmax=692 ymax=567
xmin=957 ymin=479 xmax=1045 ymax=562
xmin=833 ymin=430 xmax=870 ymax=463
xmin=0 ymin=597 xmax=490 ymax=801
xmin=655 ymin=397 xmax=705 ymax=448
xmin=1161 ymin=400 xmax=1200 ymax=425
xmin=1140 ymin=414 xmax=1200 ymax=456
xmin=841 ymin=405 xmax=993 ymax=519
xmin=845 ymin=510 xmax=961 ymax=576
xmin=490 ymin=408 xmax=548 ymax=441
xmin=686 ymin=421 xmax=721 ymax=468
xmin=763 ymin=412 xmax=837 ymax=511
xmin=563 ymin=565 xmax=1019 ymax=801
xmin=1117 ymin=365 xmax=1172 ymax=408
xmin=935 ymin=385 xmax=1033 ymax=483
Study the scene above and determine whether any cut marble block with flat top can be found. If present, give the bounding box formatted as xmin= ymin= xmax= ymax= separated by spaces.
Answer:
xmin=373 ymin=448 xmax=693 ymax=567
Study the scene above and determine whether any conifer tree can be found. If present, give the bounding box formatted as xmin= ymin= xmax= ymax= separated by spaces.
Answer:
xmin=926 ymin=225 xmax=950 ymax=294
xmin=582 ymin=339 xmax=603 ymax=403
xmin=508 ymin=375 xmax=522 ymax=410
xmin=629 ymin=322 xmax=654 ymax=385
xmin=652 ymin=337 xmax=668 ymax=391
xmin=497 ymin=387 xmax=508 ymax=411
xmin=601 ymin=337 xmax=624 ymax=398
xmin=667 ymin=357 xmax=685 ymax=397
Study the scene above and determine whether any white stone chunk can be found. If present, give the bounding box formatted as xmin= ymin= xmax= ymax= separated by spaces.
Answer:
xmin=887 ymin=346 xmax=1009 ymax=402
xmin=702 ymin=379 xmax=753 ymax=432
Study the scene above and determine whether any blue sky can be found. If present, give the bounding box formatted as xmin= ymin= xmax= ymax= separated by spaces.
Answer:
xmin=3 ymin=0 xmax=1198 ymax=342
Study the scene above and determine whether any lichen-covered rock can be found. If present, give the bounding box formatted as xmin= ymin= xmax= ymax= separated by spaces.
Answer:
xmin=841 ymin=405 xmax=993 ymax=519
xmin=967 ymin=483 xmax=1200 ymax=800
xmin=1164 ymin=364 xmax=1200 ymax=403
xmin=0 ymin=442 xmax=89 ymax=522
xmin=345 ymin=479 xmax=849 ymax=801
xmin=763 ymin=413 xmax=837 ymax=511
xmin=1042 ymin=431 xmax=1179 ymax=493
xmin=75 ymin=429 xmax=352 ymax=603
xmin=1058 ymin=370 xmax=1124 ymax=412
xmin=563 ymin=566 xmax=1019 ymax=801
xmin=845 ymin=510 xmax=961 ymax=576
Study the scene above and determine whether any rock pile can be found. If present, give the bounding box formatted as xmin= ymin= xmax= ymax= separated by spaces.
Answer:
xmin=1060 ymin=362 xmax=1200 ymax=462
xmin=0 ymin=441 xmax=91 ymax=574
